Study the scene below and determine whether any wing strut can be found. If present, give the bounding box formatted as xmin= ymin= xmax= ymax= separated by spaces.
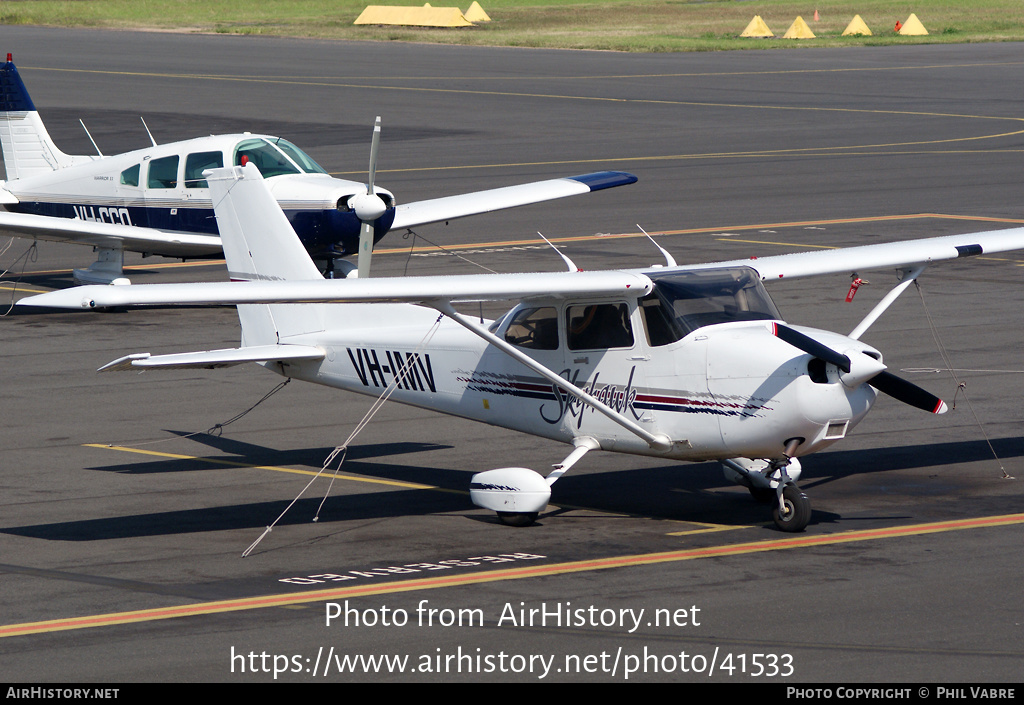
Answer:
xmin=431 ymin=301 xmax=674 ymax=452
xmin=848 ymin=266 xmax=925 ymax=340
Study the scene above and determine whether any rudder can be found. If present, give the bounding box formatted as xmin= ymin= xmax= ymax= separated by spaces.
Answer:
xmin=205 ymin=163 xmax=325 ymax=346
xmin=0 ymin=55 xmax=78 ymax=179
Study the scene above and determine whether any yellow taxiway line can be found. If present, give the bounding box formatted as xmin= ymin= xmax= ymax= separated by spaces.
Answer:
xmin=3 ymin=512 xmax=1022 ymax=638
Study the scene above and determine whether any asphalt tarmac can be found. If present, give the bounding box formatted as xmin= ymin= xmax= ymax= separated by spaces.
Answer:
xmin=0 ymin=28 xmax=1022 ymax=683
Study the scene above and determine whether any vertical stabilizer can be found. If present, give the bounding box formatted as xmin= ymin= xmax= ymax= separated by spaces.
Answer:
xmin=205 ymin=163 xmax=325 ymax=345
xmin=0 ymin=57 xmax=78 ymax=178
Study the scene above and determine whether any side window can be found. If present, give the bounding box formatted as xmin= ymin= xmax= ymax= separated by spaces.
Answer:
xmin=566 ymin=303 xmax=633 ymax=351
xmin=640 ymin=294 xmax=683 ymax=347
xmin=504 ymin=307 xmax=558 ymax=350
xmin=119 ymin=164 xmax=140 ymax=187
xmin=184 ymin=151 xmax=223 ymax=189
xmin=147 ymin=155 xmax=179 ymax=189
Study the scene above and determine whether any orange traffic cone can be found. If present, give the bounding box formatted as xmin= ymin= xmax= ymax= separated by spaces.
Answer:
xmin=814 ymin=9 xmax=819 ymax=21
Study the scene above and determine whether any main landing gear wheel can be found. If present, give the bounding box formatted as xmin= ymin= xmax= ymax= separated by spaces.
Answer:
xmin=771 ymin=485 xmax=811 ymax=533
xmin=497 ymin=511 xmax=538 ymax=527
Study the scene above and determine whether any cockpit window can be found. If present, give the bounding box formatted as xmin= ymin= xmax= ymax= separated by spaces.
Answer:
xmin=233 ymin=137 xmax=327 ymax=177
xmin=566 ymin=303 xmax=634 ymax=351
xmin=641 ymin=267 xmax=781 ymax=346
xmin=504 ymin=306 xmax=558 ymax=350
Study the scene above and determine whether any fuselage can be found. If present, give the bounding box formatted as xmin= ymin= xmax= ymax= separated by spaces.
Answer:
xmin=267 ymin=267 xmax=878 ymax=463
xmin=1 ymin=133 xmax=394 ymax=258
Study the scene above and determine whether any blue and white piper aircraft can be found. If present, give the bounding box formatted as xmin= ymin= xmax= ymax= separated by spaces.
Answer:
xmin=0 ymin=55 xmax=636 ymax=283
xmin=20 ymin=164 xmax=1024 ymax=532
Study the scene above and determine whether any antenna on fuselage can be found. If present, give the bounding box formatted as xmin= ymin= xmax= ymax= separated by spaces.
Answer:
xmin=537 ymin=232 xmax=580 ymax=272
xmin=140 ymin=117 xmax=157 ymax=147
xmin=637 ymin=224 xmax=677 ymax=268
xmin=79 ymin=120 xmax=103 ymax=157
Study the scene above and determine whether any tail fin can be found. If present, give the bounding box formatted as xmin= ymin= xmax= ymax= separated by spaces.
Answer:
xmin=0 ymin=56 xmax=79 ymax=179
xmin=205 ymin=163 xmax=325 ymax=345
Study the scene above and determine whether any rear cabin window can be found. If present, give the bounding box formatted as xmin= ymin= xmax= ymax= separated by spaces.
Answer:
xmin=147 ymin=155 xmax=179 ymax=189
xmin=566 ymin=303 xmax=633 ymax=350
xmin=120 ymin=164 xmax=140 ymax=187
xmin=184 ymin=151 xmax=224 ymax=189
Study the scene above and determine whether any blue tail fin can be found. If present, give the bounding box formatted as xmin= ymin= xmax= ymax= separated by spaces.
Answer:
xmin=0 ymin=55 xmax=79 ymax=179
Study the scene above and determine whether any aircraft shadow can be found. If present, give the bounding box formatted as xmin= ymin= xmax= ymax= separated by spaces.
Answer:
xmin=544 ymin=435 xmax=1024 ymax=526
xmin=87 ymin=432 xmax=454 ymax=480
xmin=0 ymin=487 xmax=470 ymax=542
xmin=6 ymin=436 xmax=1020 ymax=541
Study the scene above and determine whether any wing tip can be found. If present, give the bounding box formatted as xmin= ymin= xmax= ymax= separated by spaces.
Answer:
xmin=567 ymin=171 xmax=638 ymax=191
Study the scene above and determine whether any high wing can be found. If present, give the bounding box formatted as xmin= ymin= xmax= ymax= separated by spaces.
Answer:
xmin=0 ymin=209 xmax=221 ymax=258
xmin=19 ymin=268 xmax=653 ymax=310
xmin=700 ymin=229 xmax=1024 ymax=281
xmin=389 ymin=171 xmax=638 ymax=230
xmin=19 ymin=227 xmax=1024 ymax=310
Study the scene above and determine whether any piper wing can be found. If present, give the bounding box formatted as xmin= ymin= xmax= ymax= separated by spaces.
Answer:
xmin=389 ymin=171 xmax=638 ymax=230
xmin=0 ymin=209 xmax=222 ymax=258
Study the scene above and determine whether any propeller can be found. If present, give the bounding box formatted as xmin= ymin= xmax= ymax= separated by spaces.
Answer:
xmin=772 ymin=323 xmax=948 ymax=414
xmin=351 ymin=116 xmax=386 ymax=279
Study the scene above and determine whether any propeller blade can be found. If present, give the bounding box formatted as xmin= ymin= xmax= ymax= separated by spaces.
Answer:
xmin=367 ymin=115 xmax=381 ymax=195
xmin=869 ymin=370 xmax=948 ymax=414
xmin=355 ymin=116 xmax=382 ymax=279
xmin=356 ymin=221 xmax=373 ymax=279
xmin=772 ymin=323 xmax=851 ymax=373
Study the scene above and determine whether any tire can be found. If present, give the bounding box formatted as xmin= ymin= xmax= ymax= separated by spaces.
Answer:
xmin=771 ymin=485 xmax=811 ymax=532
xmin=497 ymin=511 xmax=538 ymax=527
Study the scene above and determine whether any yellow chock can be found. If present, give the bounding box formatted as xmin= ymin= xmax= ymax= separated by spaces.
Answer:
xmin=783 ymin=16 xmax=815 ymax=39
xmin=465 ymin=1 xmax=490 ymax=22
xmin=740 ymin=15 xmax=773 ymax=38
xmin=899 ymin=13 xmax=928 ymax=35
xmin=842 ymin=15 xmax=872 ymax=36
xmin=354 ymin=6 xmax=474 ymax=27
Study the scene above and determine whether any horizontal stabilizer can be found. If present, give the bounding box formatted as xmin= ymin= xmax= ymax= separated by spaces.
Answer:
xmin=390 ymin=171 xmax=637 ymax=231
xmin=99 ymin=345 xmax=324 ymax=372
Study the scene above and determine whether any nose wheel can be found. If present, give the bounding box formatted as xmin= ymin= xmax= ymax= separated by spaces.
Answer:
xmin=772 ymin=484 xmax=811 ymax=532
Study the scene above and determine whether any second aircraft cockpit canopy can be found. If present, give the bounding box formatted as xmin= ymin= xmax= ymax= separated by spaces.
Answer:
xmin=117 ymin=136 xmax=329 ymax=191
xmin=495 ymin=267 xmax=783 ymax=353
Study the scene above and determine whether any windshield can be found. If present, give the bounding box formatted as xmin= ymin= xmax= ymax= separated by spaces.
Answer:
xmin=272 ymin=138 xmax=328 ymax=174
xmin=233 ymin=137 xmax=328 ymax=177
xmin=641 ymin=267 xmax=781 ymax=346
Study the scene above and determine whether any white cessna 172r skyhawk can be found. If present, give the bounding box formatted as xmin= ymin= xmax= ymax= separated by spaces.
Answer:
xmin=0 ymin=55 xmax=636 ymax=283
xmin=21 ymin=164 xmax=1024 ymax=532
